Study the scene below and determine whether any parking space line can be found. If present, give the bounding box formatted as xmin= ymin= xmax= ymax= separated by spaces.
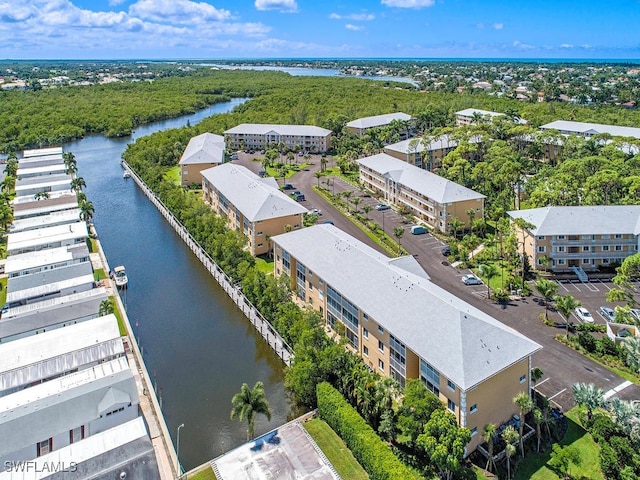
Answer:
xmin=568 ymin=281 xmax=581 ymax=292
xmin=534 ymin=378 xmax=551 ymax=388
xmin=584 ymin=282 xmax=599 ymax=292
xmin=604 ymin=380 xmax=633 ymax=400
xmin=556 ymin=280 xmax=569 ymax=292
xmin=598 ymin=280 xmax=611 ymax=291
xmin=547 ymin=388 xmax=567 ymax=401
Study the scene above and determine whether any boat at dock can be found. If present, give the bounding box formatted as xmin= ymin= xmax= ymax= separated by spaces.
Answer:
xmin=110 ymin=265 xmax=128 ymax=288
xmin=123 ymin=170 xmax=131 ymax=179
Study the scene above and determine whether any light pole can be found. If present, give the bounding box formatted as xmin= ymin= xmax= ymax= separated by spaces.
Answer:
xmin=382 ymin=209 xmax=386 ymax=233
xmin=176 ymin=423 xmax=184 ymax=478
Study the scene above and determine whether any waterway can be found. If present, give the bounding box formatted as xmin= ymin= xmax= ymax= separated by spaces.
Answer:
xmin=64 ymin=98 xmax=297 ymax=470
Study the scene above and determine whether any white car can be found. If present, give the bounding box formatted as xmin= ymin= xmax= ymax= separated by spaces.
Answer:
xmin=574 ymin=307 xmax=593 ymax=323
xmin=309 ymin=208 xmax=322 ymax=216
xmin=462 ymin=274 xmax=483 ymax=286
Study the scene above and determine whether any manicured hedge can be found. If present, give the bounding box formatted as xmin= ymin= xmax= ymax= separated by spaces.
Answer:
xmin=316 ymin=382 xmax=424 ymax=480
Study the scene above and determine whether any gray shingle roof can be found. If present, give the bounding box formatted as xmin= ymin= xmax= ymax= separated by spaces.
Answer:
xmin=508 ymin=205 xmax=640 ymax=236
xmin=357 ymin=153 xmax=485 ymax=204
xmin=272 ymin=224 xmax=540 ymax=390
xmin=346 ymin=112 xmax=411 ymax=129
xmin=201 ymin=164 xmax=307 ymax=222
xmin=540 ymin=120 xmax=640 ymax=139
xmin=179 ymin=132 xmax=226 ymax=166
xmin=224 ymin=123 xmax=332 ymax=137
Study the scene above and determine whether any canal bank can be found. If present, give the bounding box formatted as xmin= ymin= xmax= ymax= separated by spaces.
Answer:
xmin=69 ymin=98 xmax=296 ymax=470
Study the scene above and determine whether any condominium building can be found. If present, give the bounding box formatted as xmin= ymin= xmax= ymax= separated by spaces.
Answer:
xmin=358 ymin=153 xmax=485 ymax=233
xmin=539 ymin=120 xmax=640 ymax=140
xmin=383 ymin=134 xmax=481 ymax=171
xmin=508 ymin=206 xmax=640 ymax=272
xmin=201 ymin=163 xmax=307 ymax=256
xmin=224 ymin=123 xmax=332 ymax=153
xmin=455 ymin=108 xmax=505 ymax=126
xmin=271 ymin=224 xmax=541 ymax=452
xmin=345 ymin=112 xmax=412 ymax=137
xmin=179 ymin=132 xmax=226 ymax=186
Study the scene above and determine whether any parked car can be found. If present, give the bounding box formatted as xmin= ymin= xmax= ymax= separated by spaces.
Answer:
xmin=410 ymin=225 xmax=427 ymax=235
xmin=375 ymin=203 xmax=390 ymax=211
xmin=599 ymin=306 xmax=616 ymax=322
xmin=258 ymin=169 xmax=267 ymax=177
xmin=309 ymin=208 xmax=322 ymax=216
xmin=631 ymin=309 xmax=640 ymax=322
xmin=290 ymin=190 xmax=301 ymax=196
xmin=462 ymin=274 xmax=482 ymax=285
xmin=283 ymin=183 xmax=294 ymax=190
xmin=295 ymin=193 xmax=305 ymax=202
xmin=574 ymin=307 xmax=594 ymax=323
xmin=323 ymin=220 xmax=334 ymax=225
xmin=441 ymin=245 xmax=451 ymax=256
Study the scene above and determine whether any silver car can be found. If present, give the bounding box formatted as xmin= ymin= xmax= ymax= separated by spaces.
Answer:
xmin=599 ymin=306 xmax=615 ymax=322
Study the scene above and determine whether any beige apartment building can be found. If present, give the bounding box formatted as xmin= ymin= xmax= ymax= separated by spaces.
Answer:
xmin=358 ymin=153 xmax=485 ymax=233
xmin=271 ymin=224 xmax=541 ymax=452
xmin=539 ymin=120 xmax=640 ymax=140
xmin=224 ymin=124 xmax=332 ymax=153
xmin=201 ymin=164 xmax=307 ymax=256
xmin=455 ymin=108 xmax=506 ymax=126
xmin=383 ymin=134 xmax=482 ymax=171
xmin=345 ymin=112 xmax=412 ymax=137
xmin=508 ymin=206 xmax=640 ymax=272
xmin=179 ymin=132 xmax=226 ymax=186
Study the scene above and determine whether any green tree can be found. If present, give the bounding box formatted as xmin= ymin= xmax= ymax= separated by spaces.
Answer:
xmin=512 ymin=217 xmax=536 ymax=289
xmin=532 ymin=407 xmax=543 ymax=453
xmin=534 ymin=278 xmax=559 ymax=320
xmin=478 ymin=263 xmax=498 ymax=298
xmin=622 ymin=337 xmax=640 ymax=373
xmin=3 ymin=158 xmax=18 ymax=177
xmin=554 ymin=294 xmax=581 ymax=336
xmin=393 ymin=226 xmax=404 ymax=254
xmin=548 ymin=444 xmax=581 ymax=479
xmin=351 ymin=196 xmax=360 ymax=213
xmin=79 ymin=200 xmax=95 ymax=223
xmin=513 ymin=391 xmax=533 ymax=458
xmin=313 ymin=170 xmax=324 ymax=186
xmin=482 ymin=423 xmax=497 ymax=472
xmin=362 ymin=204 xmax=371 ymax=219
xmin=98 ymin=299 xmax=115 ymax=316
xmin=417 ymin=409 xmax=471 ymax=480
xmin=607 ymin=253 xmax=640 ymax=307
xmin=448 ymin=216 xmax=463 ymax=239
xmin=501 ymin=425 xmax=519 ymax=480
xmin=71 ymin=176 xmax=87 ymax=193
xmin=572 ymin=382 xmax=604 ymax=423
xmin=230 ymin=381 xmax=272 ymax=441
xmin=34 ymin=190 xmax=50 ymax=201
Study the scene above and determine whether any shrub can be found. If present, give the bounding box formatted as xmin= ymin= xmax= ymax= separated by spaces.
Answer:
xmin=316 ymin=382 xmax=422 ymax=480
xmin=589 ymin=413 xmax=620 ymax=444
xmin=577 ymin=331 xmax=597 ymax=353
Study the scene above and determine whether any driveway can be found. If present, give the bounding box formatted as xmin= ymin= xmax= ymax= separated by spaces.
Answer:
xmin=233 ymin=153 xmax=640 ymax=410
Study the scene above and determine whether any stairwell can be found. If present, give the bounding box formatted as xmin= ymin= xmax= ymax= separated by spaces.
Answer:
xmin=571 ymin=265 xmax=589 ymax=283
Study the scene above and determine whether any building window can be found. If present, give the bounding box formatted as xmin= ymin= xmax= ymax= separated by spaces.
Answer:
xmin=520 ymin=375 xmax=526 ymax=384
xmin=70 ymin=426 xmax=84 ymax=443
xmin=615 ymin=234 xmax=623 ymax=239
xmin=538 ymin=236 xmax=545 ymax=240
xmin=615 ymin=245 xmax=623 ymax=251
xmin=378 ymin=325 xmax=384 ymax=334
xmin=363 ymin=346 xmax=369 ymax=356
xmin=583 ymin=258 xmax=590 ymax=264
xmin=378 ymin=359 xmax=384 ymax=372
xmin=257 ymin=231 xmax=263 ymax=235
xmin=558 ymin=246 xmax=565 ymax=252
xmin=363 ymin=313 xmax=368 ymax=320
xmin=558 ymin=259 xmax=566 ymax=265
xmin=378 ymin=340 xmax=384 ymax=352
xmin=37 ymin=439 xmax=52 ymax=456
xmin=447 ymin=399 xmax=456 ymax=413
xmin=538 ymin=246 xmax=546 ymax=253
xmin=420 ymin=359 xmax=440 ymax=396
xmin=557 ymin=235 xmax=565 ymax=240
xmin=471 ymin=427 xmax=478 ymax=436
xmin=470 ymin=404 xmax=478 ymax=414
xmin=582 ymin=246 xmax=590 ymax=252
xmin=446 ymin=380 xmax=456 ymax=391
xmin=602 ymin=245 xmax=609 ymax=251
xmin=363 ymin=328 xmax=368 ymax=339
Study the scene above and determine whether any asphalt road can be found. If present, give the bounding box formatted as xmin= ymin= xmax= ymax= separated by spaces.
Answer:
xmin=234 ymin=153 xmax=640 ymax=410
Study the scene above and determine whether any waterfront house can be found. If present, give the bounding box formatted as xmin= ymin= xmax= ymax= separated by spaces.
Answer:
xmin=15 ymin=173 xmax=72 ymax=198
xmin=9 ymin=208 xmax=81 ymax=233
xmin=179 ymin=132 xmax=226 ymax=187
xmin=17 ymin=163 xmax=67 ymax=179
xmin=224 ymin=123 xmax=332 ymax=153
xmin=345 ymin=112 xmax=412 ymax=137
xmin=357 ymin=153 xmax=485 ymax=233
xmin=508 ymin=205 xmax=640 ymax=272
xmin=201 ymin=163 xmax=307 ymax=256
xmin=12 ymin=192 xmax=78 ymax=220
xmin=6 ymin=221 xmax=87 ymax=255
xmin=271 ymin=224 xmax=541 ymax=452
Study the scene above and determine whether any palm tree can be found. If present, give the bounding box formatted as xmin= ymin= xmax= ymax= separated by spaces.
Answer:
xmin=0 ymin=203 xmax=13 ymax=232
xmin=554 ymin=294 xmax=581 ymax=337
xmin=34 ymin=190 xmax=50 ymax=201
xmin=448 ymin=216 xmax=463 ymax=239
xmin=314 ymin=171 xmax=324 ymax=186
xmin=532 ymin=408 xmax=543 ymax=453
xmin=393 ymin=226 xmax=404 ymax=254
xmin=62 ymin=151 xmax=77 ymax=171
xmin=79 ymin=200 xmax=95 ymax=223
xmin=502 ymin=425 xmax=519 ymax=480
xmin=534 ymin=278 xmax=559 ymax=320
xmin=478 ymin=263 xmax=498 ymax=298
xmin=466 ymin=208 xmax=476 ymax=224
xmin=531 ymin=366 xmax=544 ymax=391
xmin=1 ymin=175 xmax=15 ymax=194
xmin=3 ymin=158 xmax=18 ymax=177
xmin=513 ymin=391 xmax=533 ymax=458
xmin=351 ymin=196 xmax=360 ymax=213
xmin=230 ymin=381 xmax=272 ymax=441
xmin=320 ymin=156 xmax=328 ymax=172
xmin=71 ymin=177 xmax=86 ymax=193
xmin=98 ymin=299 xmax=115 ymax=316
xmin=483 ymin=423 xmax=497 ymax=472
xmin=572 ymin=382 xmax=604 ymax=423
xmin=623 ymin=337 xmax=640 ymax=373
xmin=512 ymin=218 xmax=536 ymax=288
xmin=362 ymin=204 xmax=372 ymax=219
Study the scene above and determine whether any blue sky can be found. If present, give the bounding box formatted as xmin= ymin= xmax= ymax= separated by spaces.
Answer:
xmin=0 ymin=0 xmax=638 ymax=60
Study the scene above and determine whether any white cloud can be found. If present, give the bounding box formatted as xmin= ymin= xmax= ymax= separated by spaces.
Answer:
xmin=581 ymin=43 xmax=592 ymax=49
xmin=254 ymin=0 xmax=298 ymax=13
xmin=345 ymin=24 xmax=364 ymax=31
xmin=493 ymin=23 xmax=503 ymax=30
xmin=513 ymin=40 xmax=535 ymax=50
xmin=108 ymin=0 xmax=126 ymax=5
xmin=129 ymin=0 xmax=231 ymax=24
xmin=329 ymin=12 xmax=375 ymax=21
xmin=560 ymin=43 xmax=574 ymax=48
xmin=381 ymin=0 xmax=435 ymax=9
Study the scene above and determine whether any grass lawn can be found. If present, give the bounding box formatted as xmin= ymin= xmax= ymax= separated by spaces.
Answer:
xmin=473 ymin=260 xmax=512 ymax=292
xmin=265 ymin=162 xmax=310 ymax=180
xmin=87 ymin=237 xmax=99 ymax=253
xmin=186 ymin=465 xmax=217 ymax=480
xmin=255 ymin=256 xmax=274 ymax=275
xmin=0 ymin=277 xmax=7 ymax=307
xmin=514 ymin=408 xmax=602 ymax=480
xmin=164 ymin=165 xmax=181 ymax=186
xmin=303 ymin=418 xmax=369 ymax=480
xmin=109 ymin=295 xmax=129 ymax=336
xmin=93 ymin=268 xmax=107 ymax=282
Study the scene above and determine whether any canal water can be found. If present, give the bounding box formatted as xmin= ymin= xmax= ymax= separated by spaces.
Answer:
xmin=65 ymin=98 xmax=296 ymax=470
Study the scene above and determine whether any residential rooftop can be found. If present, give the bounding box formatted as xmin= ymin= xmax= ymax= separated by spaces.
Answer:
xmin=12 ymin=192 xmax=78 ymax=218
xmin=6 ymin=261 xmax=93 ymax=295
xmin=6 ymin=221 xmax=87 ymax=253
xmin=5 ymin=243 xmax=89 ymax=275
xmin=179 ymin=132 xmax=226 ymax=165
xmin=201 ymin=163 xmax=307 ymax=222
xmin=272 ymin=224 xmax=541 ymax=390
xmin=539 ymin=120 xmax=640 ymax=139
xmin=9 ymin=208 xmax=81 ymax=233
xmin=5 ymin=273 xmax=94 ymax=305
xmin=455 ymin=108 xmax=505 ymax=118
xmin=224 ymin=123 xmax=332 ymax=137
xmin=22 ymin=147 xmax=63 ymax=158
xmin=16 ymin=163 xmax=67 ymax=178
xmin=508 ymin=205 xmax=640 ymax=236
xmin=357 ymin=153 xmax=486 ymax=204
xmin=346 ymin=112 xmax=411 ymax=130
